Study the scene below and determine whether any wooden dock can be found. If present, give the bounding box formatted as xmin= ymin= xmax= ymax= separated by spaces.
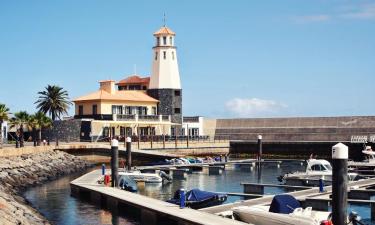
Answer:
xmin=70 ymin=169 xmax=247 ymax=225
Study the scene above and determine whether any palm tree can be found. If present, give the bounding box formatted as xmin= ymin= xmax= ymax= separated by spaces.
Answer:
xmin=10 ymin=111 xmax=30 ymax=148
xmin=35 ymin=85 xmax=72 ymax=121
xmin=32 ymin=112 xmax=53 ymax=146
xmin=0 ymin=104 xmax=10 ymax=149
xmin=25 ymin=114 xmax=38 ymax=146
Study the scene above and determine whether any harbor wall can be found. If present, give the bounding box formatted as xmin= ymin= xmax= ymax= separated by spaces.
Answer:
xmin=0 ymin=150 xmax=91 ymax=225
xmin=213 ymin=116 xmax=375 ymax=158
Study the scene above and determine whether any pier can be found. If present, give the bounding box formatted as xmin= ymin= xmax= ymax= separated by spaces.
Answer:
xmin=70 ymin=169 xmax=246 ymax=225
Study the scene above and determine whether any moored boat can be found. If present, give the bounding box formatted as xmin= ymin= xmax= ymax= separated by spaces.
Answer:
xmin=232 ymin=194 xmax=331 ymax=225
xmin=167 ymin=189 xmax=227 ymax=209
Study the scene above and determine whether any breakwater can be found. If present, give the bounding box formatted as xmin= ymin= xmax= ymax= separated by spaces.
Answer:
xmin=0 ymin=150 xmax=91 ymax=225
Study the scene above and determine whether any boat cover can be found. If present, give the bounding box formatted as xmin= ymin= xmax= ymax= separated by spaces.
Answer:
xmin=186 ymin=189 xmax=220 ymax=201
xmin=269 ymin=194 xmax=300 ymax=214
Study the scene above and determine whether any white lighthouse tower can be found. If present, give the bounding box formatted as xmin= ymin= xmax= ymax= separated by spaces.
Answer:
xmin=148 ymin=25 xmax=182 ymax=134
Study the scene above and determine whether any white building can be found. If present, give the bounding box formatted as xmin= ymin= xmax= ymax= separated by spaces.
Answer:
xmin=182 ymin=116 xmax=204 ymax=136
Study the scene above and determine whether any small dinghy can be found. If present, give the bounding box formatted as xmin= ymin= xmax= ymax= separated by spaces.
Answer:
xmin=232 ymin=194 xmax=331 ymax=225
xmin=167 ymin=189 xmax=227 ymax=209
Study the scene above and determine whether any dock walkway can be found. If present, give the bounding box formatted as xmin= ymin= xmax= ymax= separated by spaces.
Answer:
xmin=70 ymin=169 xmax=246 ymax=225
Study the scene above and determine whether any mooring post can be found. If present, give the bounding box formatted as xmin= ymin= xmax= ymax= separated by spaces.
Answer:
xmin=180 ymin=189 xmax=185 ymax=209
xmin=257 ymin=135 xmax=262 ymax=162
xmin=332 ymin=143 xmax=348 ymax=225
xmin=111 ymin=138 xmax=119 ymax=188
xmin=102 ymin=164 xmax=106 ymax=176
xmin=319 ymin=178 xmax=324 ymax=192
xmin=126 ymin=137 xmax=132 ymax=171
xmin=163 ymin=134 xmax=165 ymax=149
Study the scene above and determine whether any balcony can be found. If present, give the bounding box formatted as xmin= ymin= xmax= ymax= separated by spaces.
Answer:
xmin=75 ymin=114 xmax=171 ymax=123
xmin=114 ymin=114 xmax=171 ymax=123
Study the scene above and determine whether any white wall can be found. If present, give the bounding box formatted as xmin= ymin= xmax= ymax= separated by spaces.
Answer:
xmin=182 ymin=117 xmax=204 ymax=136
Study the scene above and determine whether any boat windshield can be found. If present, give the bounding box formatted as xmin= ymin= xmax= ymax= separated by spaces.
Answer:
xmin=323 ymin=164 xmax=332 ymax=171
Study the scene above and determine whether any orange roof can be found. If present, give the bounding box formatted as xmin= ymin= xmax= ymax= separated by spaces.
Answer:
xmin=153 ymin=26 xmax=175 ymax=36
xmin=116 ymin=75 xmax=150 ymax=85
xmin=73 ymin=90 xmax=158 ymax=103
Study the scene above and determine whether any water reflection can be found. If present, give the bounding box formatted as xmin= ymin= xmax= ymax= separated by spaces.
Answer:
xmin=23 ymin=161 xmax=375 ymax=225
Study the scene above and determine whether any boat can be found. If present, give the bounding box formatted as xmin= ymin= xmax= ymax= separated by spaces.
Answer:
xmin=348 ymin=146 xmax=375 ymax=175
xmin=167 ymin=189 xmax=227 ymax=209
xmin=118 ymin=175 xmax=138 ymax=192
xmin=232 ymin=194 xmax=332 ymax=225
xmin=278 ymin=159 xmax=359 ymax=186
xmin=118 ymin=171 xmax=163 ymax=183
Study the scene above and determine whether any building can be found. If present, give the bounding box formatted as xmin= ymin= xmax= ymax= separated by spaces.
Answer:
xmin=72 ymin=25 xmax=182 ymax=140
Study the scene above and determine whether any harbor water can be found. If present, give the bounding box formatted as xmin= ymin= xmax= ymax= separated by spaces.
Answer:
xmin=24 ymin=161 xmax=375 ymax=225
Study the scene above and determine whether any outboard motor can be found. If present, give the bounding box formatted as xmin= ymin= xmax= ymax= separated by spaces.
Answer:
xmin=159 ymin=171 xmax=173 ymax=182
xmin=349 ymin=211 xmax=365 ymax=225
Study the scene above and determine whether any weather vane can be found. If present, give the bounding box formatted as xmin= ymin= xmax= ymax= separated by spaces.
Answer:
xmin=163 ymin=13 xmax=166 ymax=27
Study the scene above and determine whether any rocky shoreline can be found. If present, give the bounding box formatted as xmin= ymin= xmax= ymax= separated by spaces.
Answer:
xmin=0 ymin=150 xmax=92 ymax=225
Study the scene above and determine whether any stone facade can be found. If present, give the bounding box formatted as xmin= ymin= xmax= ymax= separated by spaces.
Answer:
xmin=45 ymin=120 xmax=86 ymax=142
xmin=147 ymin=88 xmax=182 ymax=125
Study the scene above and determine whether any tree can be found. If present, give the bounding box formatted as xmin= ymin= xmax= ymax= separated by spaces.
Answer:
xmin=32 ymin=112 xmax=53 ymax=146
xmin=35 ymin=85 xmax=72 ymax=121
xmin=0 ymin=104 xmax=10 ymax=149
xmin=10 ymin=111 xmax=30 ymax=148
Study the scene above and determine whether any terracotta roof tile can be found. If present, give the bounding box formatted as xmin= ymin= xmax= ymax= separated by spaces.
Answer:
xmin=153 ymin=26 xmax=175 ymax=36
xmin=116 ymin=75 xmax=150 ymax=85
xmin=73 ymin=90 xmax=158 ymax=102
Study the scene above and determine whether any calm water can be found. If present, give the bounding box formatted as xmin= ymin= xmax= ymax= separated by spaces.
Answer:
xmin=24 ymin=161 xmax=375 ymax=225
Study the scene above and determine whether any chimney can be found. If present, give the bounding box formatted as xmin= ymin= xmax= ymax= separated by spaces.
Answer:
xmin=99 ymin=80 xmax=116 ymax=94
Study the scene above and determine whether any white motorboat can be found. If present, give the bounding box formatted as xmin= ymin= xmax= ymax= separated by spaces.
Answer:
xmin=348 ymin=146 xmax=375 ymax=174
xmin=118 ymin=171 xmax=163 ymax=183
xmin=278 ymin=159 xmax=358 ymax=186
xmin=232 ymin=195 xmax=331 ymax=225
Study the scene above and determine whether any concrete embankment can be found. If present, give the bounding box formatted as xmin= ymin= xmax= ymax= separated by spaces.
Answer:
xmin=0 ymin=148 xmax=91 ymax=225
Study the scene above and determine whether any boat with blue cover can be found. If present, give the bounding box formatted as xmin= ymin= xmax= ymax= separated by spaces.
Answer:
xmin=167 ymin=188 xmax=227 ymax=209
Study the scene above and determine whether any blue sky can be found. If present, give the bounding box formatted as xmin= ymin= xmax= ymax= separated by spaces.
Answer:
xmin=0 ymin=0 xmax=374 ymax=118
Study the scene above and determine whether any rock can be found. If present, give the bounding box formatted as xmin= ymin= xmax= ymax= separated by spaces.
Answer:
xmin=0 ymin=150 xmax=92 ymax=225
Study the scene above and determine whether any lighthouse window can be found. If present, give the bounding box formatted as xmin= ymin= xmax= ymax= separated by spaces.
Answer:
xmin=169 ymin=36 xmax=173 ymax=45
xmin=155 ymin=52 xmax=158 ymax=60
xmin=174 ymin=108 xmax=181 ymax=114
xmin=174 ymin=90 xmax=180 ymax=96
xmin=163 ymin=51 xmax=166 ymax=59
xmin=157 ymin=37 xmax=160 ymax=45
xmin=163 ymin=36 xmax=167 ymax=45
xmin=172 ymin=51 xmax=175 ymax=60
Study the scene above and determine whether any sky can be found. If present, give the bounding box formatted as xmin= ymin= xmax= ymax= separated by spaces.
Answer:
xmin=0 ymin=0 xmax=374 ymax=119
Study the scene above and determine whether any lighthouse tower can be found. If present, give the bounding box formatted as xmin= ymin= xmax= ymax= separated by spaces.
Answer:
xmin=148 ymin=25 xmax=182 ymax=135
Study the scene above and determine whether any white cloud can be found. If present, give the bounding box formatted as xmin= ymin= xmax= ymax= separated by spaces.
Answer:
xmin=293 ymin=14 xmax=331 ymax=23
xmin=340 ymin=3 xmax=375 ymax=19
xmin=225 ymin=98 xmax=287 ymax=117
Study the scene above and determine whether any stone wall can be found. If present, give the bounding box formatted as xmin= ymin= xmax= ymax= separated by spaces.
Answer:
xmin=147 ymin=89 xmax=182 ymax=125
xmin=45 ymin=120 xmax=83 ymax=142
xmin=0 ymin=150 xmax=91 ymax=225
xmin=215 ymin=116 xmax=375 ymax=142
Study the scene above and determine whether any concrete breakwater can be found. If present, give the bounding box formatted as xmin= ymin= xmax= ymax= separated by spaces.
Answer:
xmin=0 ymin=150 xmax=91 ymax=225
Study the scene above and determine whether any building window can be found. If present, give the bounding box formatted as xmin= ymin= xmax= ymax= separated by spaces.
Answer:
xmin=142 ymin=86 xmax=147 ymax=90
xmin=112 ymin=105 xmax=123 ymax=115
xmin=124 ymin=106 xmax=132 ymax=115
xmin=92 ymin=105 xmax=97 ymax=115
xmin=163 ymin=36 xmax=166 ymax=45
xmin=171 ymin=127 xmax=175 ymax=136
xmin=174 ymin=108 xmax=181 ymax=114
xmin=156 ymin=37 xmax=160 ymax=46
xmin=163 ymin=51 xmax=166 ymax=60
xmin=174 ymin=90 xmax=180 ymax=96
xmin=172 ymin=51 xmax=175 ymax=60
xmin=78 ymin=105 xmax=83 ymax=115
xmin=152 ymin=107 xmax=157 ymax=115
xmin=155 ymin=52 xmax=158 ymax=60
xmin=170 ymin=36 xmax=173 ymax=45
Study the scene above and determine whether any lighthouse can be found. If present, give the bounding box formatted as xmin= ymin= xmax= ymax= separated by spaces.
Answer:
xmin=148 ymin=25 xmax=182 ymax=135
